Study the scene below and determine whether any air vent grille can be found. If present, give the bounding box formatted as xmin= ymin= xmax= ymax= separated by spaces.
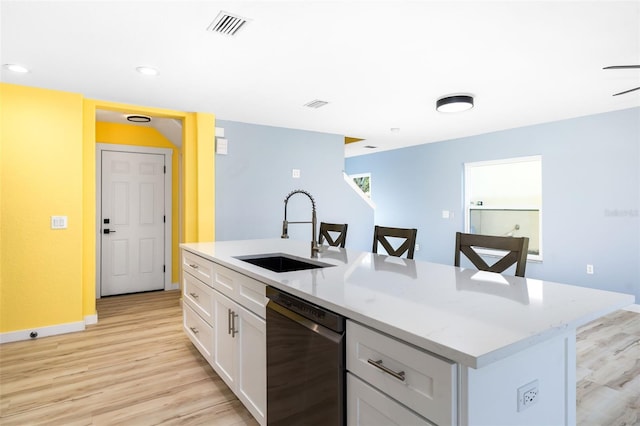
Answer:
xmin=207 ymin=11 xmax=249 ymax=36
xmin=303 ymin=100 xmax=329 ymax=109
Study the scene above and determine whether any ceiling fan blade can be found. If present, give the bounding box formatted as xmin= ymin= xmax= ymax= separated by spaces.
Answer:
xmin=613 ymin=87 xmax=640 ymax=96
xmin=604 ymin=65 xmax=640 ymax=70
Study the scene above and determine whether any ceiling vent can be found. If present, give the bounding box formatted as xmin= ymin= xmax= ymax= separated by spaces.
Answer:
xmin=207 ymin=11 xmax=249 ymax=36
xmin=303 ymin=99 xmax=329 ymax=109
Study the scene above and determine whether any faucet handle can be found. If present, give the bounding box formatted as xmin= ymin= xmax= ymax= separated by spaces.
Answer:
xmin=281 ymin=220 xmax=289 ymax=239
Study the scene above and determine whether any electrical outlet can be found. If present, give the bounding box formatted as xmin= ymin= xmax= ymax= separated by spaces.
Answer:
xmin=586 ymin=264 xmax=594 ymax=274
xmin=415 ymin=243 xmax=420 ymax=251
xmin=292 ymin=169 xmax=301 ymax=178
xmin=517 ymin=380 xmax=539 ymax=412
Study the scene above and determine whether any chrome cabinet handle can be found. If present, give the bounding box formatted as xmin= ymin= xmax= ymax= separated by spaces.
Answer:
xmin=189 ymin=292 xmax=199 ymax=299
xmin=189 ymin=326 xmax=199 ymax=334
xmin=231 ymin=311 xmax=238 ymax=338
xmin=226 ymin=309 xmax=239 ymax=337
xmin=188 ymin=263 xmax=198 ymax=269
xmin=367 ymin=359 xmax=406 ymax=382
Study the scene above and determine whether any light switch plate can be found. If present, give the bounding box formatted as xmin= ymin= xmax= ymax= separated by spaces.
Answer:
xmin=216 ymin=138 xmax=228 ymax=155
xmin=51 ymin=216 xmax=68 ymax=229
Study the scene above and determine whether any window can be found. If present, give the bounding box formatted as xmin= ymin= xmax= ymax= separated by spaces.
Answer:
xmin=350 ymin=173 xmax=371 ymax=198
xmin=464 ymin=156 xmax=542 ymax=260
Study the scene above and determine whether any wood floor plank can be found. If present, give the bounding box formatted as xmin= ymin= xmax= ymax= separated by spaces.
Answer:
xmin=576 ymin=309 xmax=640 ymax=426
xmin=0 ymin=290 xmax=258 ymax=426
xmin=1 ymin=289 xmax=637 ymax=425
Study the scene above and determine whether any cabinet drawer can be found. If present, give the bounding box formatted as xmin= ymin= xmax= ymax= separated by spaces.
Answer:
xmin=213 ymin=264 xmax=267 ymax=318
xmin=183 ymin=272 xmax=215 ymax=326
xmin=347 ymin=321 xmax=457 ymax=426
xmin=183 ymin=250 xmax=214 ymax=286
xmin=347 ymin=373 xmax=434 ymax=426
xmin=184 ymin=303 xmax=213 ymax=363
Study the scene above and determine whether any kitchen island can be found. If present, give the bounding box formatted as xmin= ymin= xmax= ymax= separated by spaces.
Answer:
xmin=181 ymin=239 xmax=634 ymax=426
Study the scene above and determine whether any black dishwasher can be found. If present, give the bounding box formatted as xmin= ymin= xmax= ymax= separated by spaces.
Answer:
xmin=266 ymin=287 xmax=345 ymax=426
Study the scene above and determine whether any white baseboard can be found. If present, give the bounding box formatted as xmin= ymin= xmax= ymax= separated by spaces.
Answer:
xmin=85 ymin=313 xmax=98 ymax=325
xmin=0 ymin=321 xmax=85 ymax=344
xmin=623 ymin=304 xmax=640 ymax=313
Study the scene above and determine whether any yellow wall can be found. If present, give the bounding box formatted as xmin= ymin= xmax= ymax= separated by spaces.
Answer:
xmin=1 ymin=83 xmax=216 ymax=336
xmin=95 ymin=122 xmax=181 ymax=283
xmin=183 ymin=112 xmax=216 ymax=242
xmin=1 ymin=83 xmax=84 ymax=331
xmin=82 ymin=100 xmax=96 ymax=321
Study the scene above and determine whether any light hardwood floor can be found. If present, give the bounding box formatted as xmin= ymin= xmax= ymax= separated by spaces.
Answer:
xmin=0 ymin=290 xmax=638 ymax=425
xmin=576 ymin=308 xmax=640 ymax=426
xmin=0 ymin=291 xmax=258 ymax=426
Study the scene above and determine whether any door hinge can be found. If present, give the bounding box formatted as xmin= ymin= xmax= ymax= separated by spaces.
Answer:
xmin=163 ymin=265 xmax=166 ymax=273
xmin=164 ymin=165 xmax=166 ymax=173
xmin=163 ymin=215 xmax=166 ymax=223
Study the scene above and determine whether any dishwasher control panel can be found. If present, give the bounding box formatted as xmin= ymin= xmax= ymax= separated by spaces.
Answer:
xmin=267 ymin=287 xmax=344 ymax=333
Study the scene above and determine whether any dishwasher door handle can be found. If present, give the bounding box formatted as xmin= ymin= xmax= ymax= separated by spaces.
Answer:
xmin=267 ymin=301 xmax=343 ymax=344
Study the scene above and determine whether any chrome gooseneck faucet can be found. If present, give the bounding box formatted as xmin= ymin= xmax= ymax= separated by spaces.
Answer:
xmin=281 ymin=189 xmax=320 ymax=258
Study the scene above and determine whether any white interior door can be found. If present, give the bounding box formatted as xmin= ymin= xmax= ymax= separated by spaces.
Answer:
xmin=101 ymin=150 xmax=165 ymax=296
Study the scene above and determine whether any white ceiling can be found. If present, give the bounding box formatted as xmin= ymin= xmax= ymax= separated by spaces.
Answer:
xmin=2 ymin=1 xmax=639 ymax=157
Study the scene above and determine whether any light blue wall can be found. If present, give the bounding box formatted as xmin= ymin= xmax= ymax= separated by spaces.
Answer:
xmin=346 ymin=108 xmax=640 ymax=300
xmin=215 ymin=120 xmax=374 ymax=252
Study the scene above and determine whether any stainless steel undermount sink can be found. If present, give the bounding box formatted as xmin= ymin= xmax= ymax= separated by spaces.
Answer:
xmin=234 ymin=253 xmax=333 ymax=273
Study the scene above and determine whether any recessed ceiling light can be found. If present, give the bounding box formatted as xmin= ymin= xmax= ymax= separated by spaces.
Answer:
xmin=135 ymin=66 xmax=159 ymax=76
xmin=126 ymin=114 xmax=152 ymax=123
xmin=436 ymin=94 xmax=474 ymax=113
xmin=4 ymin=64 xmax=29 ymax=73
xmin=390 ymin=128 xmax=400 ymax=133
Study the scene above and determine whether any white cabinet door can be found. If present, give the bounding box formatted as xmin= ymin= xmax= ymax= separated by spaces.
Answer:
xmin=237 ymin=304 xmax=266 ymax=425
xmin=213 ymin=291 xmax=237 ymax=389
xmin=212 ymin=291 xmax=266 ymax=425
xmin=347 ymin=320 xmax=457 ymax=425
xmin=347 ymin=373 xmax=434 ymax=426
xmin=183 ymin=303 xmax=214 ymax=363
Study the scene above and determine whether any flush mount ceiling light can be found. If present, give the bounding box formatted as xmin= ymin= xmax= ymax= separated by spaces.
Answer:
xmin=126 ymin=114 xmax=151 ymax=123
xmin=4 ymin=63 xmax=29 ymax=73
xmin=436 ymin=94 xmax=474 ymax=113
xmin=135 ymin=66 xmax=159 ymax=76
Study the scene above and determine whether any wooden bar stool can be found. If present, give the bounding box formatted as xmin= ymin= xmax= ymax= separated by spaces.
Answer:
xmin=454 ymin=232 xmax=529 ymax=277
xmin=372 ymin=225 xmax=417 ymax=259
xmin=318 ymin=222 xmax=348 ymax=248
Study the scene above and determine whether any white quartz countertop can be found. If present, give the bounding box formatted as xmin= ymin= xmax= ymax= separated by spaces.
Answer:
xmin=181 ymin=239 xmax=635 ymax=368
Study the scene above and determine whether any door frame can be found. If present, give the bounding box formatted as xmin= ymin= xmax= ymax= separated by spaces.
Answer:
xmin=96 ymin=143 xmax=173 ymax=298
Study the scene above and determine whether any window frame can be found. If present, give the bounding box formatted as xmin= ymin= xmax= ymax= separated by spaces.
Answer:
xmin=463 ymin=155 xmax=543 ymax=262
xmin=350 ymin=172 xmax=371 ymax=199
